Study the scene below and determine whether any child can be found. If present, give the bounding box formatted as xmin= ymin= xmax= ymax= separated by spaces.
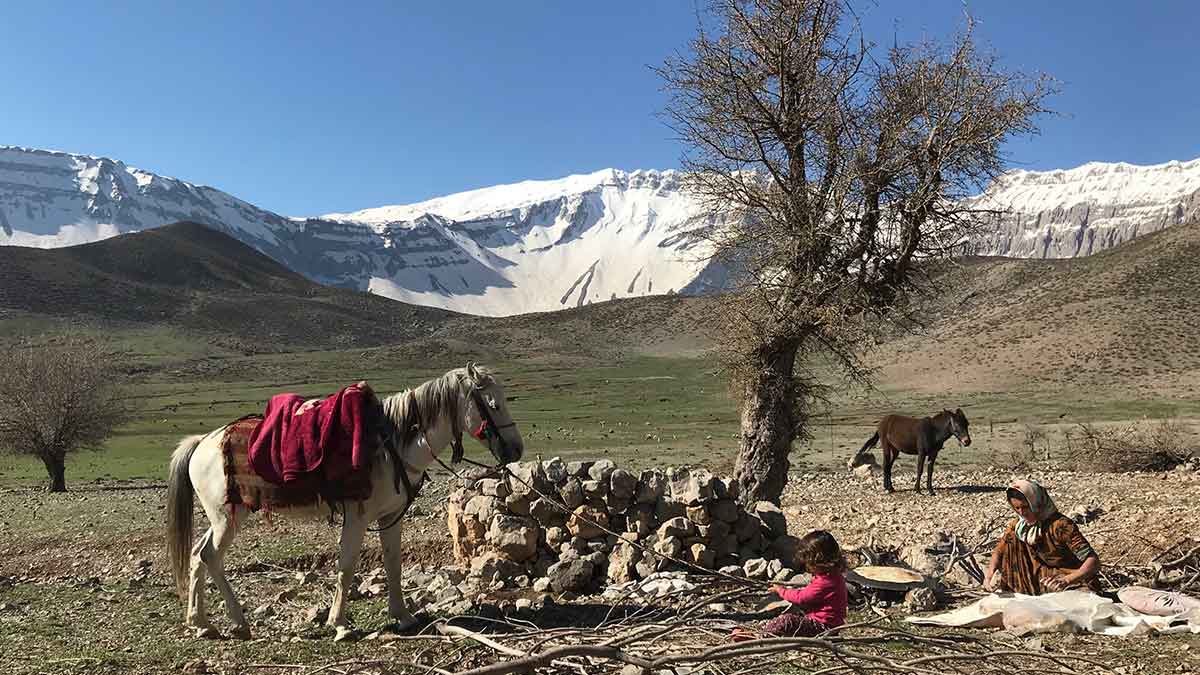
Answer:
xmin=736 ymin=530 xmax=848 ymax=640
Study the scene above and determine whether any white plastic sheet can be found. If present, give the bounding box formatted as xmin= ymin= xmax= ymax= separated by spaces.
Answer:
xmin=906 ymin=590 xmax=1200 ymax=636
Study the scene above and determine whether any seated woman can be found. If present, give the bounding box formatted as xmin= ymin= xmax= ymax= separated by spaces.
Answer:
xmin=983 ymin=479 xmax=1101 ymax=595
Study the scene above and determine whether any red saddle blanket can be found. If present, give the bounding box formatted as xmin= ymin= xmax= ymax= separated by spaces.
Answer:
xmin=248 ymin=382 xmax=376 ymax=485
xmin=222 ymin=382 xmax=380 ymax=510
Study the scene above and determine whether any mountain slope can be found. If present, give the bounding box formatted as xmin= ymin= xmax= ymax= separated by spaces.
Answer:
xmin=0 ymin=222 xmax=456 ymax=350
xmin=963 ymin=158 xmax=1200 ymax=258
xmin=873 ymin=219 xmax=1200 ymax=397
xmin=3 ymin=145 xmax=1200 ymax=317
xmin=0 ymin=148 xmax=730 ymax=316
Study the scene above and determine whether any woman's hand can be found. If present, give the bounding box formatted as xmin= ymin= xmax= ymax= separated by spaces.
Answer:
xmin=1042 ymin=575 xmax=1071 ymax=592
xmin=983 ymin=572 xmax=1001 ymax=592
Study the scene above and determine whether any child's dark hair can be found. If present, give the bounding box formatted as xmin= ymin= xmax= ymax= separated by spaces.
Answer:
xmin=796 ymin=530 xmax=844 ymax=573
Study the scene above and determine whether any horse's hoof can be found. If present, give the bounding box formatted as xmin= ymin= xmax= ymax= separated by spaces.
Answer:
xmin=387 ymin=615 xmax=419 ymax=633
xmin=232 ymin=625 xmax=252 ymax=641
xmin=195 ymin=626 xmax=222 ymax=640
xmin=333 ymin=626 xmax=356 ymax=642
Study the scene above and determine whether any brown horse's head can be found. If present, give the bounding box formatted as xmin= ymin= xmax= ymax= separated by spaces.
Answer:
xmin=944 ymin=408 xmax=971 ymax=446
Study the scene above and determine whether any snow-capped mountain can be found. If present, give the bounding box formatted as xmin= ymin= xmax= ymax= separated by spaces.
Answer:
xmin=962 ymin=158 xmax=1200 ymax=257
xmin=0 ymin=147 xmax=729 ymax=316
xmin=2 ymin=144 xmax=1199 ymax=316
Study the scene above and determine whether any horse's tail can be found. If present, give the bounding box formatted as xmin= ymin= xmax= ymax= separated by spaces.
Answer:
xmin=167 ymin=434 xmax=204 ymax=601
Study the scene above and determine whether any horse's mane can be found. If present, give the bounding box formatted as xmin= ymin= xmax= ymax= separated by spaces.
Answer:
xmin=380 ymin=366 xmax=495 ymax=450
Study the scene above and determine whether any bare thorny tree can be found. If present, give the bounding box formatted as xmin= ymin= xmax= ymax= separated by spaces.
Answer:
xmin=0 ymin=335 xmax=130 ymax=492
xmin=659 ymin=0 xmax=1054 ymax=504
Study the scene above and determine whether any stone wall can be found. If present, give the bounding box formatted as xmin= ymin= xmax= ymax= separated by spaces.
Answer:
xmin=447 ymin=458 xmax=802 ymax=595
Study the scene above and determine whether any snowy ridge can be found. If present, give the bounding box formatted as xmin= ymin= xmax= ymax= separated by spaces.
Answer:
xmin=964 ymin=157 xmax=1200 ymax=257
xmin=2 ymin=144 xmax=1199 ymax=315
xmin=0 ymin=147 xmax=728 ymax=316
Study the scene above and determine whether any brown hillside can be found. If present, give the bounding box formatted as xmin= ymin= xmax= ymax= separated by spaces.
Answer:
xmin=0 ymin=222 xmax=457 ymax=350
xmin=872 ymin=220 xmax=1200 ymax=397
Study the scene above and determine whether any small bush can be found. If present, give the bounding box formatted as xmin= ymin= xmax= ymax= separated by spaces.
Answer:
xmin=1065 ymin=419 xmax=1197 ymax=473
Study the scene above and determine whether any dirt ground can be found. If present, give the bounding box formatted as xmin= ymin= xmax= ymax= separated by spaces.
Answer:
xmin=0 ymin=466 xmax=1197 ymax=674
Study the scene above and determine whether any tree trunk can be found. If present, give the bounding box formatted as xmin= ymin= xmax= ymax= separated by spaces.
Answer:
xmin=42 ymin=453 xmax=67 ymax=493
xmin=733 ymin=342 xmax=800 ymax=506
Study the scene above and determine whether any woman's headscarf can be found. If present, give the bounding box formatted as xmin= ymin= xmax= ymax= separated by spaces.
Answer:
xmin=1007 ymin=479 xmax=1059 ymax=546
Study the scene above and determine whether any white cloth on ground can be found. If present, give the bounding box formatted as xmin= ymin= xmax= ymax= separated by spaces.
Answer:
xmin=906 ymin=589 xmax=1200 ymax=637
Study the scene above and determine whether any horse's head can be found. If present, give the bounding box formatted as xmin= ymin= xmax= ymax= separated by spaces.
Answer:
xmin=461 ymin=363 xmax=524 ymax=465
xmin=944 ymin=408 xmax=971 ymax=447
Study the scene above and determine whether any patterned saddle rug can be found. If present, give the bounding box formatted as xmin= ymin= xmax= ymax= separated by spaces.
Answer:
xmin=221 ymin=416 xmax=374 ymax=512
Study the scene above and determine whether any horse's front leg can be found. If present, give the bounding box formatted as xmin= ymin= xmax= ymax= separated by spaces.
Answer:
xmin=882 ymin=445 xmax=897 ymax=493
xmin=379 ymin=513 xmax=417 ymax=631
xmin=926 ymin=450 xmax=938 ymax=495
xmin=328 ymin=505 xmax=368 ymax=641
xmin=914 ymin=451 xmax=926 ymax=495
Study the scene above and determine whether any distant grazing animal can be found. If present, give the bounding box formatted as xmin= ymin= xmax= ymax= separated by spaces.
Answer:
xmin=854 ymin=409 xmax=971 ymax=494
xmin=165 ymin=364 xmax=523 ymax=641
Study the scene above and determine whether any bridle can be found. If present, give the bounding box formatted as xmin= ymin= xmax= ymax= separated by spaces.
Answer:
xmin=452 ymin=384 xmax=517 ymax=464
xmin=940 ymin=410 xmax=968 ymax=445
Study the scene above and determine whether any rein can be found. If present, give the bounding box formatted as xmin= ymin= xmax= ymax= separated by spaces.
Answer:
xmin=368 ymin=379 xmax=513 ymax=531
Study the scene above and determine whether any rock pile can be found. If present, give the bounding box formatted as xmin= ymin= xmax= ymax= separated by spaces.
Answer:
xmin=447 ymin=458 xmax=802 ymax=595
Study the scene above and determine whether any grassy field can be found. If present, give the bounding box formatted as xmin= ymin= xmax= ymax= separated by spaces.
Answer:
xmin=2 ymin=326 xmax=1196 ymax=490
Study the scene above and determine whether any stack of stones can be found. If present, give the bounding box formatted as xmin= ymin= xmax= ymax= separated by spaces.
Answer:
xmin=447 ymin=458 xmax=800 ymax=595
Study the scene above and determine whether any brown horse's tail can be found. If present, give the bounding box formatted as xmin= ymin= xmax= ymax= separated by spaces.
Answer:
xmin=167 ymin=434 xmax=204 ymax=602
xmin=851 ymin=431 xmax=880 ymax=464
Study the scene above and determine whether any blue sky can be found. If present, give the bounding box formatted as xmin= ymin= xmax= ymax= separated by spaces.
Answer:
xmin=3 ymin=1 xmax=1196 ymax=216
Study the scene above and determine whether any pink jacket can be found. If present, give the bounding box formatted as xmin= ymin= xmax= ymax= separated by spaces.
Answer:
xmin=777 ymin=572 xmax=847 ymax=627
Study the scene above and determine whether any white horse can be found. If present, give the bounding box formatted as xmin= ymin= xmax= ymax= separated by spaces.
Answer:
xmin=166 ymin=364 xmax=523 ymax=641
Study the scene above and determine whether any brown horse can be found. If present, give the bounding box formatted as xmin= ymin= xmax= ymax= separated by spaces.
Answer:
xmin=856 ymin=409 xmax=971 ymax=494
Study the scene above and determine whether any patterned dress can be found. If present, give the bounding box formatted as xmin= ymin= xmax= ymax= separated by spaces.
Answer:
xmin=994 ymin=513 xmax=1100 ymax=595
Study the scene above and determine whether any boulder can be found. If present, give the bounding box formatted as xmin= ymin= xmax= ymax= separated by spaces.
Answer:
xmin=903 ymin=587 xmax=939 ymax=612
xmin=607 ymin=543 xmax=642 ymax=584
xmin=628 ymin=505 xmax=656 ymax=538
xmin=559 ymin=479 xmax=584 ymax=509
xmin=547 ymin=523 xmax=568 ymax=550
xmin=686 ymin=504 xmax=712 ymax=526
xmin=655 ymin=536 xmax=684 ymax=559
xmin=487 ymin=515 xmax=538 ymax=562
xmin=635 ymin=554 xmax=661 ymax=579
xmin=588 ymin=459 xmax=617 ymax=482
xmin=582 ymin=479 xmax=609 ymax=502
xmin=610 ymin=469 xmax=638 ymax=502
xmin=753 ymin=502 xmax=788 ymax=538
xmin=543 ymin=457 xmax=568 ymax=484
xmin=688 ymin=543 xmax=716 ymax=570
xmin=547 ymin=559 xmax=595 ymax=593
xmin=743 ymin=558 xmax=770 ymax=580
xmin=710 ymin=499 xmax=739 ymax=524
xmin=507 ymin=460 xmax=549 ymax=496
xmin=657 ymin=516 xmax=696 ymax=540
xmin=471 ymin=552 xmax=523 ymax=585
xmin=655 ymin=499 xmax=685 ymax=522
xmin=567 ymin=505 xmax=609 ymax=539
xmin=735 ymin=511 xmax=762 ymax=542
xmin=769 ymin=535 xmax=802 ymax=565
xmin=477 ymin=478 xmax=511 ymax=499
xmin=464 ymin=495 xmax=503 ymax=521
xmin=566 ymin=460 xmax=594 ymax=478
xmin=669 ymin=467 xmax=715 ymax=504
xmin=636 ymin=470 xmax=667 ymax=504
xmin=504 ymin=492 xmax=532 ymax=517
xmin=529 ymin=498 xmax=562 ymax=526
